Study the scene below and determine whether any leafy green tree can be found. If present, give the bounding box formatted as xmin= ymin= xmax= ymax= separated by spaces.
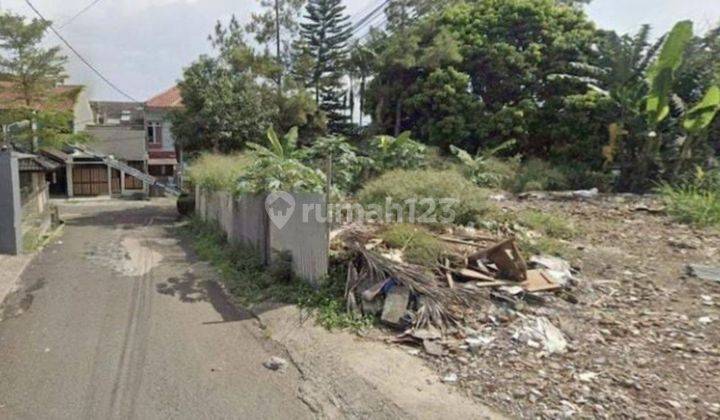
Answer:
xmin=299 ymin=0 xmax=353 ymax=133
xmin=0 ymin=13 xmax=66 ymax=107
xmin=0 ymin=12 xmax=69 ymax=150
xmin=171 ymin=17 xmax=275 ymax=153
xmin=366 ymin=0 xmax=597 ymax=154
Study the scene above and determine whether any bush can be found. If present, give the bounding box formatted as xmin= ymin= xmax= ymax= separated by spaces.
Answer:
xmin=187 ymin=153 xmax=252 ymax=192
xmin=366 ymin=131 xmax=427 ymax=174
xmin=358 ymin=169 xmax=491 ymax=225
xmin=238 ymin=127 xmax=327 ymax=194
xmin=380 ymin=224 xmax=448 ymax=266
xmin=304 ymin=135 xmax=368 ymax=193
xmin=512 ymin=158 xmax=569 ymax=192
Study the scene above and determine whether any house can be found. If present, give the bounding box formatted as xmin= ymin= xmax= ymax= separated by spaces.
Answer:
xmin=145 ymin=86 xmax=182 ymax=183
xmin=90 ymin=101 xmax=144 ymax=126
xmin=0 ymin=81 xmax=94 ymax=134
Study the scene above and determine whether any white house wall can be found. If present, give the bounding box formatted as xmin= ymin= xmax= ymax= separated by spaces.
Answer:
xmin=73 ymin=88 xmax=94 ymax=133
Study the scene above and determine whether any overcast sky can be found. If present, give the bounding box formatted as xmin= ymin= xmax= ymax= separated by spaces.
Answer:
xmin=1 ymin=0 xmax=719 ymax=102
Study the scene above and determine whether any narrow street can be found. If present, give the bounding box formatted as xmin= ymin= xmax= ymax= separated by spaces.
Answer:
xmin=0 ymin=200 xmax=312 ymax=420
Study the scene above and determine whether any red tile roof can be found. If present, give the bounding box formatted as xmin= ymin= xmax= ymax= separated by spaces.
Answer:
xmin=146 ymin=86 xmax=183 ymax=109
xmin=0 ymin=81 xmax=83 ymax=112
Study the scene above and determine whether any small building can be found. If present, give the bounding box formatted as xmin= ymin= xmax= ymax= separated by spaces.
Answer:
xmin=145 ymin=86 xmax=182 ymax=184
xmin=90 ymin=101 xmax=145 ymax=126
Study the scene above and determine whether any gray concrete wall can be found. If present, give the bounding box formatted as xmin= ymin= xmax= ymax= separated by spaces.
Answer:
xmin=231 ymin=195 xmax=268 ymax=262
xmin=195 ymin=189 xmax=328 ymax=284
xmin=0 ymin=150 xmax=22 ymax=255
xmin=268 ymin=193 xmax=328 ymax=286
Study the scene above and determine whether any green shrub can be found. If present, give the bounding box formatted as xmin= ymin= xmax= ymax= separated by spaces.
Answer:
xmin=304 ymin=135 xmax=368 ymax=193
xmin=238 ymin=127 xmax=327 ymax=194
xmin=512 ymin=158 xmax=569 ymax=192
xmin=380 ymin=224 xmax=448 ymax=266
xmin=450 ymin=141 xmax=520 ymax=189
xmin=659 ymin=169 xmax=720 ymax=228
xmin=366 ymin=131 xmax=427 ymax=173
xmin=358 ymin=169 xmax=491 ymax=225
xmin=187 ymin=153 xmax=252 ymax=192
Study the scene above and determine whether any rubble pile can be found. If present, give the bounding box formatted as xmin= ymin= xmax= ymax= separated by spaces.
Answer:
xmin=336 ymin=228 xmax=578 ymax=349
xmin=330 ymin=192 xmax=720 ymax=418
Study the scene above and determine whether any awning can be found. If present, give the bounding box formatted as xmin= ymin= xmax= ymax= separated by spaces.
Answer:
xmin=148 ymin=158 xmax=177 ymax=166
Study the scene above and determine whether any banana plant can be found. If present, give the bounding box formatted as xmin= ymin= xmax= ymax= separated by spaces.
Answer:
xmin=646 ymin=20 xmax=694 ymax=126
xmin=246 ymin=126 xmax=302 ymax=159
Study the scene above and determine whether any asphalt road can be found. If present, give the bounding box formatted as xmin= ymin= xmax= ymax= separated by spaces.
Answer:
xmin=0 ymin=200 xmax=312 ymax=420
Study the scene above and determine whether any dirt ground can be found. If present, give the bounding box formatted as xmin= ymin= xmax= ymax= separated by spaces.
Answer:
xmin=399 ymin=194 xmax=720 ymax=418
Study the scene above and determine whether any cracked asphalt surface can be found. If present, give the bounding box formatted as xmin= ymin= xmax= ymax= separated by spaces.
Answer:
xmin=0 ymin=200 xmax=312 ymax=420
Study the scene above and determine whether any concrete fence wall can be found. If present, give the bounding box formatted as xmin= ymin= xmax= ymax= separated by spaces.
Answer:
xmin=195 ymin=187 xmax=328 ymax=285
xmin=0 ymin=150 xmax=22 ymax=255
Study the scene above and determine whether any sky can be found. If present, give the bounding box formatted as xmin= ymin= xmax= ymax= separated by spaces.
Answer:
xmin=1 ymin=0 xmax=719 ymax=102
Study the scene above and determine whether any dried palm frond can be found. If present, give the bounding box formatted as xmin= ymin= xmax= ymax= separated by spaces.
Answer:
xmin=346 ymin=239 xmax=489 ymax=330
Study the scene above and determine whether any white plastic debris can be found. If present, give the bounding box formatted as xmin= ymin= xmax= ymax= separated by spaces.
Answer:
xmin=517 ymin=316 xmax=568 ymax=355
xmin=529 ymin=255 xmax=575 ymax=286
xmin=442 ymin=373 xmax=458 ymax=383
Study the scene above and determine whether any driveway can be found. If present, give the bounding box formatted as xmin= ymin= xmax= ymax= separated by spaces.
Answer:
xmin=0 ymin=199 xmax=312 ymax=419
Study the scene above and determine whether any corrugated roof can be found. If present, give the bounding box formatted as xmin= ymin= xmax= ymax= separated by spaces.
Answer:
xmin=146 ymin=86 xmax=183 ymax=109
xmin=14 ymin=152 xmax=61 ymax=172
xmin=0 ymin=81 xmax=83 ymax=112
xmin=84 ymin=126 xmax=147 ymax=161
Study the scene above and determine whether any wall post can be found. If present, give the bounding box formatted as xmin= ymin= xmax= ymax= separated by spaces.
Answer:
xmin=0 ymin=149 xmax=22 ymax=255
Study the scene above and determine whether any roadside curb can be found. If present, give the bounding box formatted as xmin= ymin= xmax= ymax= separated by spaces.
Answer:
xmin=0 ymin=253 xmax=35 ymax=307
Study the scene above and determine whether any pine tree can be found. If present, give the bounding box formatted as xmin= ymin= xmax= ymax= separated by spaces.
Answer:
xmin=299 ymin=0 xmax=352 ymax=133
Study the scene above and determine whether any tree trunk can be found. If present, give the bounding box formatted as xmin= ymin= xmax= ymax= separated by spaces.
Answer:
xmin=275 ymin=0 xmax=282 ymax=90
xmin=359 ymin=75 xmax=366 ymax=127
xmin=394 ymin=98 xmax=403 ymax=137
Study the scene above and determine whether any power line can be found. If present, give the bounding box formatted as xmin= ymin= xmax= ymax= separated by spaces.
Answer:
xmin=351 ymin=0 xmax=390 ymax=32
xmin=353 ymin=9 xmax=387 ymax=38
xmin=57 ymin=0 xmax=106 ymax=30
xmin=23 ymin=0 xmax=141 ymax=103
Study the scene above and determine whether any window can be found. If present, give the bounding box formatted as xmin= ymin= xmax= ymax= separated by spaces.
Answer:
xmin=146 ymin=122 xmax=163 ymax=145
xmin=121 ymin=110 xmax=131 ymax=122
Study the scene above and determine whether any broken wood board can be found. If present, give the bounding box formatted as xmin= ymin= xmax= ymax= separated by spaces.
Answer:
xmin=521 ymin=269 xmax=562 ymax=293
xmin=470 ymin=239 xmax=527 ymax=281
xmin=453 ymin=268 xmax=496 ymax=282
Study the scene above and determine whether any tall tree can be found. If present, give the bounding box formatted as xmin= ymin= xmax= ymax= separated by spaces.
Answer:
xmin=0 ymin=13 xmax=66 ymax=107
xmin=299 ymin=0 xmax=352 ymax=133
xmin=246 ymin=0 xmax=306 ymax=88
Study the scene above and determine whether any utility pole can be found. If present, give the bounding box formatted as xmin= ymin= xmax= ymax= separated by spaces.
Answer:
xmin=31 ymin=110 xmax=39 ymax=153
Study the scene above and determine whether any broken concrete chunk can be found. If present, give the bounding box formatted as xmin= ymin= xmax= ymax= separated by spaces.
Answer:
xmin=381 ymin=285 xmax=410 ymax=328
xmin=263 ymin=356 xmax=288 ymax=371
xmin=423 ymin=339 xmax=445 ymax=357
xmin=411 ymin=327 xmax=442 ymax=341
xmin=687 ymin=264 xmax=720 ymax=283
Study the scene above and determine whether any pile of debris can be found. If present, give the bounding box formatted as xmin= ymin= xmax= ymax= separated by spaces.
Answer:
xmin=338 ymin=229 xmax=579 ymax=350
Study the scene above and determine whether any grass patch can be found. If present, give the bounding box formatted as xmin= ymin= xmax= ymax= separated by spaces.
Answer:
xmin=358 ymin=169 xmax=493 ymax=226
xmin=517 ymin=210 xmax=577 ymax=240
xmin=659 ymin=183 xmax=720 ymax=228
xmin=186 ymin=153 xmax=253 ymax=192
xmin=379 ymin=224 xmax=448 ymax=266
xmin=180 ymin=218 xmax=372 ymax=330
